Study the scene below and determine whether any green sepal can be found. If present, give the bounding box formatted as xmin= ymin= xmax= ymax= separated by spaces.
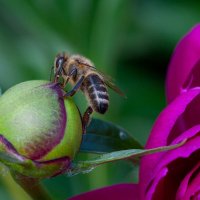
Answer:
xmin=0 ymin=134 xmax=70 ymax=179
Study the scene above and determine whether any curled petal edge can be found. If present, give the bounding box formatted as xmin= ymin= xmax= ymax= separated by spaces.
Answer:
xmin=166 ymin=24 xmax=200 ymax=103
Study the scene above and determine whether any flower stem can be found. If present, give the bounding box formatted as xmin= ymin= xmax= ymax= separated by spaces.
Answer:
xmin=1 ymin=169 xmax=31 ymax=200
xmin=11 ymin=172 xmax=52 ymax=200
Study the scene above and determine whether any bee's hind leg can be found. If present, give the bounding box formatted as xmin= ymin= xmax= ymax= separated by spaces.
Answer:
xmin=82 ymin=106 xmax=93 ymax=134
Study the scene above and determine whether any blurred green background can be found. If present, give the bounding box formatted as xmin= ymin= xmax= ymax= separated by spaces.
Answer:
xmin=0 ymin=0 xmax=199 ymax=199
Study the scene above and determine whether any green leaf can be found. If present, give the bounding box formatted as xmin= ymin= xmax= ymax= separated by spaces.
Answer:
xmin=68 ymin=140 xmax=186 ymax=176
xmin=80 ymin=119 xmax=143 ymax=154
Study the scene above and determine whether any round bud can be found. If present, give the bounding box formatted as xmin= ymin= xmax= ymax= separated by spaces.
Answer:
xmin=0 ymin=80 xmax=82 ymax=178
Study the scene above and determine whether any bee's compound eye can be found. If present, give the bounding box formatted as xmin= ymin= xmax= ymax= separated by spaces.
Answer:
xmin=56 ymin=56 xmax=65 ymax=69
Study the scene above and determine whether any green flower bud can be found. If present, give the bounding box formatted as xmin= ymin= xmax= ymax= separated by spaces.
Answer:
xmin=0 ymin=80 xmax=82 ymax=178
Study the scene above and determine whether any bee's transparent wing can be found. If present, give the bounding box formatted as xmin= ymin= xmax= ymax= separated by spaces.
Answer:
xmin=104 ymin=77 xmax=126 ymax=97
xmin=92 ymin=67 xmax=126 ymax=97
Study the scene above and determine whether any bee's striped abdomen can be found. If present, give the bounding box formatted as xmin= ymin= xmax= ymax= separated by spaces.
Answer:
xmin=84 ymin=74 xmax=109 ymax=114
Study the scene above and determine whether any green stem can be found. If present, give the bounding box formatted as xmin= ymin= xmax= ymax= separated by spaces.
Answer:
xmin=2 ymin=170 xmax=31 ymax=200
xmin=11 ymin=172 xmax=52 ymax=200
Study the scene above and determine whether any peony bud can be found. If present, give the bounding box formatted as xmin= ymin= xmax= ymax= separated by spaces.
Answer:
xmin=0 ymin=80 xmax=82 ymax=178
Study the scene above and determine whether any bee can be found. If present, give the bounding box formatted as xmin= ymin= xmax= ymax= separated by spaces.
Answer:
xmin=53 ymin=52 xmax=125 ymax=131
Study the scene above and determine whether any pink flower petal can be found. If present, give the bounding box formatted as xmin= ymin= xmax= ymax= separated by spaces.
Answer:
xmin=68 ymin=184 xmax=138 ymax=200
xmin=139 ymin=88 xmax=200 ymax=200
xmin=182 ymin=169 xmax=200 ymax=200
xmin=166 ymin=24 xmax=200 ymax=103
xmin=176 ymin=162 xmax=200 ymax=200
xmin=183 ymin=177 xmax=200 ymax=200
xmin=182 ymin=60 xmax=200 ymax=92
xmin=141 ymin=135 xmax=200 ymax=200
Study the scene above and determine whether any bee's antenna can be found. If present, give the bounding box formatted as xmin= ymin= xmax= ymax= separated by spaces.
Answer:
xmin=49 ymin=66 xmax=54 ymax=81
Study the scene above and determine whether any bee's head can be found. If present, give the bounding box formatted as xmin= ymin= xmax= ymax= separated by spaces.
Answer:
xmin=53 ymin=53 xmax=69 ymax=82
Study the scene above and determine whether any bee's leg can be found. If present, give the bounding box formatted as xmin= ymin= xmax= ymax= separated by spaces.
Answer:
xmin=62 ymin=68 xmax=78 ymax=89
xmin=82 ymin=106 xmax=93 ymax=134
xmin=54 ymin=75 xmax=59 ymax=83
xmin=64 ymin=76 xmax=84 ymax=97
xmin=60 ymin=76 xmax=68 ymax=89
xmin=49 ymin=66 xmax=54 ymax=81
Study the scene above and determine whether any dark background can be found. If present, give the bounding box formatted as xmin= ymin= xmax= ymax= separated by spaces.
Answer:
xmin=0 ymin=0 xmax=199 ymax=199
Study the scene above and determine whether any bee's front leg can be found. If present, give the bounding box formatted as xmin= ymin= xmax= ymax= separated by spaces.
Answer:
xmin=60 ymin=75 xmax=70 ymax=89
xmin=63 ymin=76 xmax=84 ymax=97
xmin=82 ymin=106 xmax=93 ymax=134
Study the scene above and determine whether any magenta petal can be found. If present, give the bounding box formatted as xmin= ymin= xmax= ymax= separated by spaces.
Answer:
xmin=176 ymin=162 xmax=200 ymax=200
xmin=166 ymin=24 xmax=200 ymax=103
xmin=68 ymin=184 xmax=138 ymax=200
xmin=182 ymin=60 xmax=200 ymax=92
xmin=140 ymin=135 xmax=200 ymax=200
xmin=139 ymin=88 xmax=200 ymax=199
xmin=183 ymin=172 xmax=200 ymax=199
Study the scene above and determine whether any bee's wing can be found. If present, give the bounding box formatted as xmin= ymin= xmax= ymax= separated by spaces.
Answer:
xmin=92 ymin=68 xmax=126 ymax=98
xmin=104 ymin=77 xmax=126 ymax=98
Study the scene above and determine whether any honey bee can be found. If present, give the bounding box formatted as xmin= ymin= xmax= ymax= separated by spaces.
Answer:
xmin=53 ymin=52 xmax=125 ymax=131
